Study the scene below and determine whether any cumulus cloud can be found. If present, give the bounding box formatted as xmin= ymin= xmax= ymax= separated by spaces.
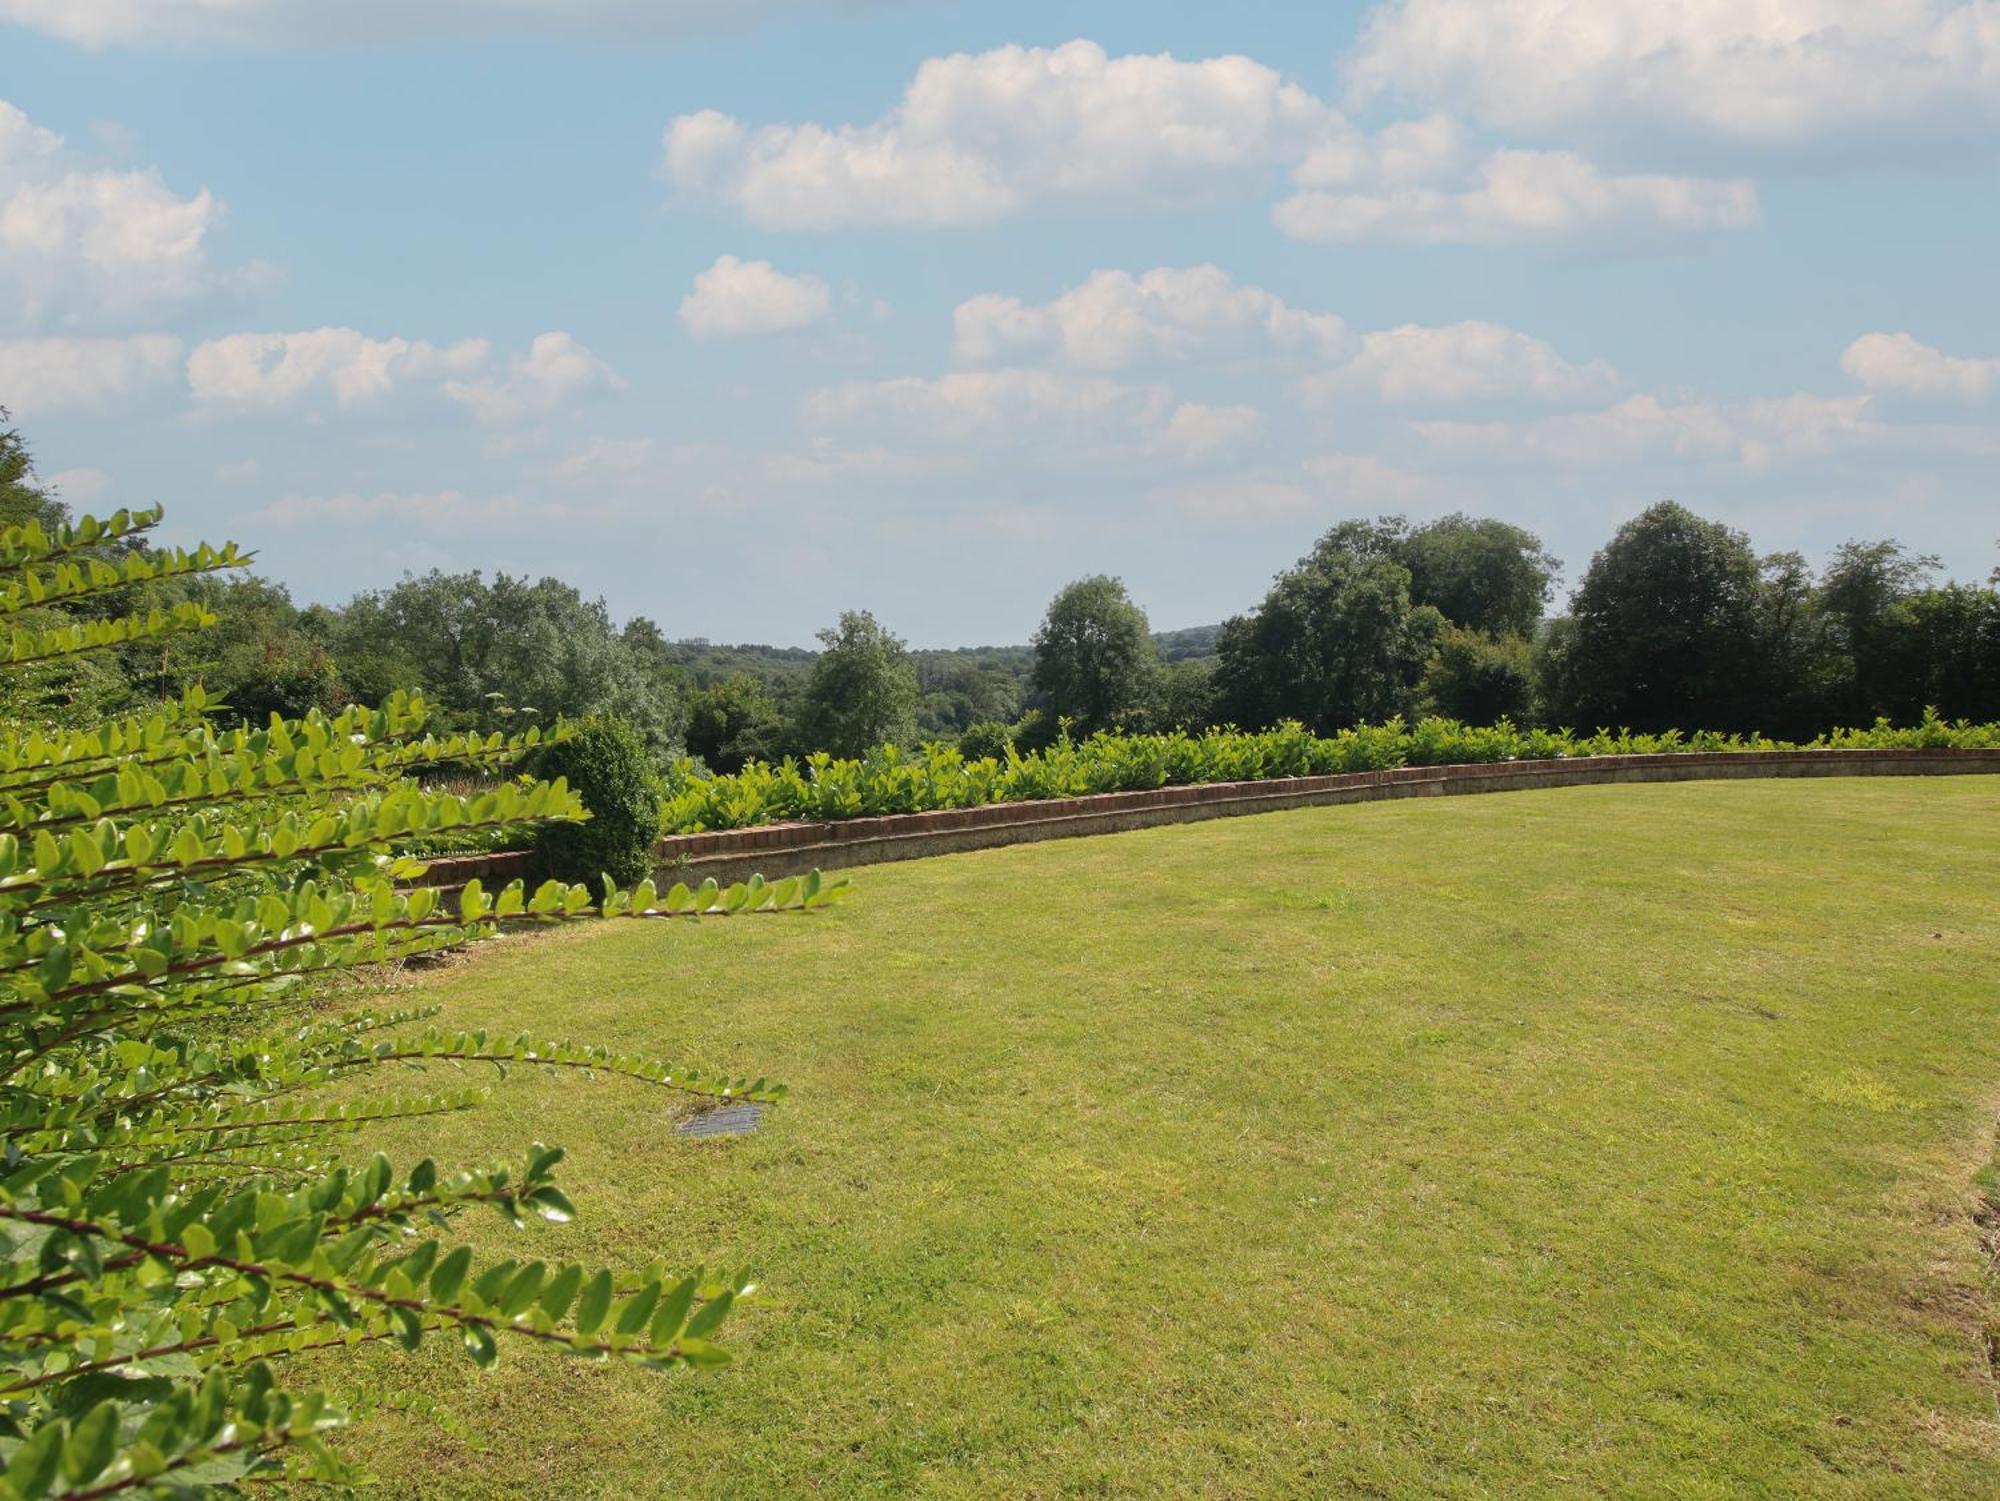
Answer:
xmin=1300 ymin=321 xmax=1620 ymax=404
xmin=186 ymin=327 xmax=488 ymax=408
xmin=1416 ymin=391 xmax=1878 ymax=469
xmin=1345 ymin=0 xmax=2000 ymax=147
xmin=0 ymin=333 xmax=180 ymax=414
xmin=1274 ymin=147 xmax=1757 ymax=246
xmin=1842 ymin=331 xmax=1999 ymax=400
xmin=1159 ymin=451 xmax=1442 ymax=522
xmin=678 ymin=254 xmax=831 ymax=339
xmin=0 ymin=98 xmax=226 ymax=321
xmin=1157 ymin=402 xmax=1266 ymax=460
xmin=184 ymin=326 xmax=624 ymax=431
xmin=805 ymin=368 xmax=1175 ymax=446
xmin=45 ymin=466 xmax=111 ymax=504
xmin=663 ymin=40 xmax=1338 ymax=229
xmin=660 ymin=42 xmax=1759 ymax=247
xmin=0 ymin=0 xmax=833 ymax=48
xmin=954 ymin=266 xmax=1614 ymax=407
xmin=252 ymin=488 xmax=547 ymax=532
xmin=953 ymin=265 xmax=1346 ymax=369
xmin=443 ymin=332 xmax=626 ymax=427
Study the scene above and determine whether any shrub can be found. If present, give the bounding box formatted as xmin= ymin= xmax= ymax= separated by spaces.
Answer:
xmin=957 ymin=719 xmax=1014 ymax=761
xmin=0 ymin=505 xmax=849 ymax=1492
xmin=522 ymin=715 xmax=663 ymax=889
xmin=657 ymin=711 xmax=2000 ymax=834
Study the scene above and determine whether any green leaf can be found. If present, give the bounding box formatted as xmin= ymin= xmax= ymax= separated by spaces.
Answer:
xmin=431 ymin=1245 xmax=473 ymax=1304
xmin=574 ymin=1269 xmax=614 ymax=1336
xmin=60 ymin=1402 xmax=119 ymax=1487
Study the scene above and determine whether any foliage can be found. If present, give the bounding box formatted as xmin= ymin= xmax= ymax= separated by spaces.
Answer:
xmin=955 ymin=720 xmax=1015 ymax=762
xmin=1148 ymin=658 xmax=1218 ymax=733
xmin=656 ymin=709 xmax=2000 ymax=833
xmin=521 ymin=716 xmax=664 ymax=889
xmin=684 ymin=674 xmax=789 ymax=776
xmin=794 ymin=612 xmax=919 ymax=759
xmin=331 ymin=571 xmax=689 ymax=758
xmin=1398 ymin=512 xmax=1561 ymax=638
xmin=1213 ymin=521 xmax=1446 ymax=733
xmin=1030 ymin=576 xmax=1158 ymax=735
xmin=0 ymin=503 xmax=850 ymax=1495
xmin=1543 ymin=501 xmax=1767 ymax=733
xmin=1419 ymin=626 xmax=1536 ymax=724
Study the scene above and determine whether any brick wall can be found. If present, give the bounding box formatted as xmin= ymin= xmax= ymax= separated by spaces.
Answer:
xmin=416 ymin=746 xmax=2000 ymax=892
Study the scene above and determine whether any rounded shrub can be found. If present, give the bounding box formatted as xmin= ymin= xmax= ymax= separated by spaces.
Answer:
xmin=521 ymin=715 xmax=662 ymax=890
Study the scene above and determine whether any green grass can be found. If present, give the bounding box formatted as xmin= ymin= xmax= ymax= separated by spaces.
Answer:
xmin=338 ymin=778 xmax=2000 ymax=1498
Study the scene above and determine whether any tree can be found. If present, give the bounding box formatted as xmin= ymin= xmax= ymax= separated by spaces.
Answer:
xmin=1818 ymin=539 xmax=1939 ymax=725
xmin=796 ymin=610 xmax=919 ymax=756
xmin=1419 ymin=626 xmax=1536 ymax=724
xmin=1213 ymin=521 xmax=1445 ymax=732
xmin=1030 ymin=576 xmax=1158 ymax=735
xmin=0 ymin=500 xmax=847 ymax=1492
xmin=1541 ymin=501 xmax=1765 ymax=732
xmin=332 ymin=571 xmax=687 ymax=758
xmin=1397 ymin=513 xmax=1560 ymax=637
xmin=686 ymin=673 xmax=789 ymax=773
xmin=1151 ymin=657 xmax=1218 ymax=732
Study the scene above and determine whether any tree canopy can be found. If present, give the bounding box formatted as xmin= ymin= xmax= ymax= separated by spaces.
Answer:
xmin=796 ymin=610 xmax=920 ymax=758
xmin=1030 ymin=575 xmax=1159 ymax=735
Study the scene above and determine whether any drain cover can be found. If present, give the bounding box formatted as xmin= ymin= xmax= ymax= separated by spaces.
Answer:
xmin=676 ymin=1102 xmax=765 ymax=1138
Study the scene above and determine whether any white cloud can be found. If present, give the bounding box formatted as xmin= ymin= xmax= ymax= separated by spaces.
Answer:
xmin=1842 ymin=331 xmax=1999 ymax=400
xmin=1274 ymin=148 xmax=1757 ymax=246
xmin=953 ymin=265 xmax=1346 ymax=369
xmin=1156 ymin=402 xmax=1266 ymax=460
xmin=1159 ymin=451 xmax=1441 ymax=522
xmin=661 ymin=39 xmax=1759 ymax=248
xmin=0 ymin=0 xmax=833 ymax=48
xmin=0 ymin=99 xmax=225 ymax=321
xmin=678 ymin=254 xmax=831 ymax=339
xmin=1301 ymin=321 xmax=1620 ymax=404
xmin=1345 ymin=0 xmax=2000 ymax=147
xmin=1416 ymin=391 xmax=1878 ymax=469
xmin=955 ymin=266 xmax=1613 ymax=407
xmin=1301 ymin=452 xmax=1447 ymax=505
xmin=252 ymin=488 xmax=547 ymax=532
xmin=806 ymin=368 xmax=1176 ymax=447
xmin=443 ymin=332 xmax=625 ymax=427
xmin=187 ymin=327 xmax=487 ymax=408
xmin=45 ymin=466 xmax=111 ymax=504
xmin=0 ymin=333 xmax=180 ymax=413
xmin=663 ymin=40 xmax=1338 ymax=229
xmin=1160 ymin=476 xmax=1317 ymax=523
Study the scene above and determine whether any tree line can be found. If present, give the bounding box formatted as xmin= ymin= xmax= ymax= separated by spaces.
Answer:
xmin=6 ymin=418 xmax=1996 ymax=768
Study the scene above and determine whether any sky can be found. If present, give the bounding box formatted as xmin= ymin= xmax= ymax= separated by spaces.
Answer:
xmin=1 ymin=0 xmax=1997 ymax=647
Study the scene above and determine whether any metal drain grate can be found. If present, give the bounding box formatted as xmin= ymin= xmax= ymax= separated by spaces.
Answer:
xmin=676 ymin=1102 xmax=765 ymax=1138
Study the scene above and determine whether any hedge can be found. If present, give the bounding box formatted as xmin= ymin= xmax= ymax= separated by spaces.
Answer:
xmin=657 ymin=711 xmax=2000 ymax=834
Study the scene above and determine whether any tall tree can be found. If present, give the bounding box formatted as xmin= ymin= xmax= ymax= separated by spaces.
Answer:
xmin=1817 ymin=539 xmax=1939 ymax=724
xmin=1541 ymin=501 xmax=1764 ymax=732
xmin=796 ymin=610 xmax=919 ymax=756
xmin=1030 ymin=575 xmax=1159 ymax=734
xmin=1397 ymin=513 xmax=1561 ymax=637
xmin=1214 ymin=520 xmax=1445 ymax=732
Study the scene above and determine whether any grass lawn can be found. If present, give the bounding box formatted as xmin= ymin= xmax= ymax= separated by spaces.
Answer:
xmin=336 ymin=777 xmax=2000 ymax=1498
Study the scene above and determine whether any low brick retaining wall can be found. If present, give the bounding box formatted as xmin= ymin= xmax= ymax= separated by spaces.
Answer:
xmin=416 ymin=746 xmax=2000 ymax=893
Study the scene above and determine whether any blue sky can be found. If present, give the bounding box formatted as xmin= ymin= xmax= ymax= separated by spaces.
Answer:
xmin=3 ymin=1 xmax=1996 ymax=645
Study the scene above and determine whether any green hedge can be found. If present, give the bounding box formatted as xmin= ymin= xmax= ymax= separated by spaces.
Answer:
xmin=658 ymin=711 xmax=2000 ymax=834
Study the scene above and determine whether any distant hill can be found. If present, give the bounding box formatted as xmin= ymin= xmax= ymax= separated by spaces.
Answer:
xmin=670 ymin=625 xmax=1221 ymax=683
